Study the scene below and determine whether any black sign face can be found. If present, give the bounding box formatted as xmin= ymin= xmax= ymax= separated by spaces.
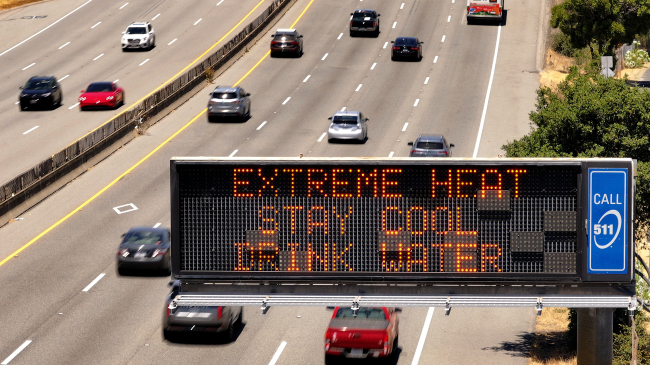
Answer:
xmin=170 ymin=159 xmax=634 ymax=284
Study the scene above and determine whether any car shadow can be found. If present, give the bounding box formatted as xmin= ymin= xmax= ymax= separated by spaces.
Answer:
xmin=207 ymin=114 xmax=251 ymax=123
xmin=328 ymin=137 xmax=367 ymax=144
xmin=165 ymin=322 xmax=247 ymax=345
xmin=116 ymin=266 xmax=171 ymax=277
xmin=324 ymin=347 xmax=402 ymax=365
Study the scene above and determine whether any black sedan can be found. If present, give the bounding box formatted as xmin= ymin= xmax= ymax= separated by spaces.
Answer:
xmin=391 ymin=37 xmax=423 ymax=61
xmin=116 ymin=227 xmax=171 ymax=274
xmin=19 ymin=76 xmax=63 ymax=110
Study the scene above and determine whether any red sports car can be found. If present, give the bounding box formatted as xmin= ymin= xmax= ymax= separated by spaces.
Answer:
xmin=325 ymin=307 xmax=400 ymax=363
xmin=79 ymin=82 xmax=124 ymax=110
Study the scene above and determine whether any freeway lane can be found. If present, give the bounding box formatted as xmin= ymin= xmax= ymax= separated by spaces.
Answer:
xmin=0 ymin=0 xmax=542 ymax=363
xmin=0 ymin=0 xmax=269 ymax=183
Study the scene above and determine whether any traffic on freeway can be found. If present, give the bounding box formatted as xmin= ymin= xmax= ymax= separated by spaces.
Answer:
xmin=0 ymin=0 xmax=546 ymax=364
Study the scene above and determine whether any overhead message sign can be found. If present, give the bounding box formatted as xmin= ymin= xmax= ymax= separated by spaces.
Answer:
xmin=170 ymin=158 xmax=635 ymax=285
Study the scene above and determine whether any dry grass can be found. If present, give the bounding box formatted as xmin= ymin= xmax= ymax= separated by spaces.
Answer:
xmin=528 ymin=308 xmax=576 ymax=365
xmin=0 ymin=0 xmax=44 ymax=11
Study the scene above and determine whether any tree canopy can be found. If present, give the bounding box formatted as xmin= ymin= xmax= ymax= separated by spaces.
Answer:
xmin=550 ymin=0 xmax=650 ymax=58
xmin=503 ymin=70 xmax=650 ymax=234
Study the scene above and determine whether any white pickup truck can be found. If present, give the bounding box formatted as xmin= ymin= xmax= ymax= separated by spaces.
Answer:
xmin=467 ymin=0 xmax=504 ymax=23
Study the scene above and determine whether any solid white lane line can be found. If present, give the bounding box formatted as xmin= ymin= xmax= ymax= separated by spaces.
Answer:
xmin=383 ymin=41 xmax=388 ymax=49
xmin=257 ymin=121 xmax=267 ymax=130
xmin=268 ymin=341 xmax=287 ymax=365
xmin=91 ymin=21 xmax=101 ymax=29
xmin=414 ymin=99 xmax=419 ymax=107
xmin=139 ymin=59 xmax=150 ymax=66
xmin=388 ymin=151 xmax=394 ymax=157
xmin=168 ymin=38 xmax=177 ymax=45
xmin=113 ymin=79 xmax=119 ymax=83
xmin=392 ymin=21 xmax=397 ymax=28
xmin=68 ymin=102 xmax=79 ymax=109
xmin=194 ymin=18 xmax=202 ymax=25
xmin=337 ymin=33 xmax=343 ymax=40
xmin=402 ymin=122 xmax=409 ymax=131
xmin=321 ymin=53 xmax=328 ymax=60
xmin=303 ymin=75 xmax=311 ymax=82
xmin=119 ymin=2 xmax=128 ymax=9
xmin=217 ymin=0 xmax=224 ymax=5
xmin=355 ymin=84 xmax=362 ymax=92
xmin=473 ymin=25 xmax=501 ymax=157
xmin=441 ymin=35 xmax=446 ymax=42
xmin=1 ymin=340 xmax=32 ymax=365
xmin=434 ymin=55 xmax=438 ymax=63
xmin=22 ymin=63 xmax=35 ymax=70
xmin=424 ymin=77 xmax=429 ymax=84
xmin=82 ymin=273 xmax=105 ymax=292
xmin=152 ymin=13 xmax=160 ymax=20
xmin=318 ymin=132 xmax=327 ymax=142
xmin=0 ymin=0 xmax=92 ymax=57
xmin=400 ymin=3 xmax=404 ymax=9
xmin=229 ymin=150 xmax=238 ymax=157
xmin=370 ymin=62 xmax=376 ymax=70
xmin=59 ymin=75 xmax=69 ymax=81
xmin=448 ymin=15 xmax=451 ymax=22
xmin=58 ymin=41 xmax=70 ymax=49
xmin=23 ymin=126 xmax=39 ymax=135
xmin=93 ymin=53 xmax=104 ymax=61
xmin=411 ymin=308 xmax=435 ymax=365
xmin=153 ymin=223 xmax=161 ymax=228
xmin=282 ymin=97 xmax=291 ymax=105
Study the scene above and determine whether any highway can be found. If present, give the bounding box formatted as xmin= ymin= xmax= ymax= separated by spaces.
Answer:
xmin=0 ymin=0 xmax=269 ymax=182
xmin=0 ymin=0 xmax=545 ymax=363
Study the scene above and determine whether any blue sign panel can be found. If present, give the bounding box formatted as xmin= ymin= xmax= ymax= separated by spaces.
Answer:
xmin=588 ymin=169 xmax=628 ymax=274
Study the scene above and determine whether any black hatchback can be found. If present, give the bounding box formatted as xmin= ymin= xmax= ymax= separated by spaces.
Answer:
xmin=19 ymin=76 xmax=63 ymax=110
xmin=391 ymin=37 xmax=423 ymax=61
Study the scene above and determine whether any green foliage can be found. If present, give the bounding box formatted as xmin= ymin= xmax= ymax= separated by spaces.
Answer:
xmin=552 ymin=31 xmax=578 ymax=57
xmin=613 ymin=311 xmax=650 ymax=364
xmin=503 ymin=70 xmax=650 ymax=231
xmin=550 ymin=0 xmax=650 ymax=59
xmin=625 ymin=41 xmax=650 ymax=68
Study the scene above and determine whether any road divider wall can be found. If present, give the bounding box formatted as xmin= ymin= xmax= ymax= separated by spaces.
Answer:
xmin=0 ymin=0 xmax=292 ymax=221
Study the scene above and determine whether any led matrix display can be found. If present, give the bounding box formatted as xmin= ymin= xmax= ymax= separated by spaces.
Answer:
xmin=175 ymin=161 xmax=587 ymax=280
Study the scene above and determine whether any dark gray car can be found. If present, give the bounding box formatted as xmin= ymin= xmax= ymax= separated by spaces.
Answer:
xmin=408 ymin=134 xmax=454 ymax=157
xmin=19 ymin=76 xmax=63 ymax=110
xmin=207 ymin=86 xmax=251 ymax=122
xmin=163 ymin=281 xmax=243 ymax=342
xmin=116 ymin=227 xmax=171 ymax=274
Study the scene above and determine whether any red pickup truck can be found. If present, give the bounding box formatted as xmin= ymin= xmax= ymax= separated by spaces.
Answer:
xmin=324 ymin=307 xmax=400 ymax=363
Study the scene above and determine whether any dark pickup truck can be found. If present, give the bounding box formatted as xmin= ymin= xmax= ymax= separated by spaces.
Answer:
xmin=349 ymin=9 xmax=380 ymax=37
xmin=324 ymin=307 xmax=399 ymax=363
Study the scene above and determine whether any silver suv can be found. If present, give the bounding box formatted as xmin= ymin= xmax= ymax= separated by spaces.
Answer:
xmin=121 ymin=22 xmax=155 ymax=51
xmin=408 ymin=134 xmax=454 ymax=157
xmin=207 ymin=86 xmax=251 ymax=122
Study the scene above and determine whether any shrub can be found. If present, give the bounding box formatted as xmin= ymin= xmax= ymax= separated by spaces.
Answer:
xmin=624 ymin=41 xmax=650 ymax=68
xmin=551 ymin=31 xmax=577 ymax=57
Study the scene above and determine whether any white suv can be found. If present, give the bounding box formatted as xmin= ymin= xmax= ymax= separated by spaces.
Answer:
xmin=121 ymin=22 xmax=155 ymax=51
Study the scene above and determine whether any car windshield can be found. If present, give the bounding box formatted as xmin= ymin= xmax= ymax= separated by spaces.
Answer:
xmin=126 ymin=27 xmax=146 ymax=34
xmin=122 ymin=231 xmax=164 ymax=245
xmin=395 ymin=38 xmax=417 ymax=46
xmin=353 ymin=11 xmax=375 ymax=19
xmin=335 ymin=308 xmax=386 ymax=320
xmin=212 ymin=92 xmax=238 ymax=99
xmin=416 ymin=141 xmax=444 ymax=150
xmin=332 ymin=115 xmax=358 ymax=124
xmin=86 ymin=83 xmax=113 ymax=92
xmin=24 ymin=80 xmax=51 ymax=90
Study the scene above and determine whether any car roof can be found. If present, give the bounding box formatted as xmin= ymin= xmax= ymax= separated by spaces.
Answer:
xmin=354 ymin=9 xmax=376 ymax=12
xmin=212 ymin=86 xmax=239 ymax=93
xmin=416 ymin=134 xmax=445 ymax=142
xmin=126 ymin=226 xmax=168 ymax=234
xmin=129 ymin=22 xmax=149 ymax=26
xmin=88 ymin=81 xmax=113 ymax=86
xmin=28 ymin=76 xmax=54 ymax=81
xmin=395 ymin=36 xmax=418 ymax=41
xmin=276 ymin=28 xmax=296 ymax=33
xmin=332 ymin=111 xmax=360 ymax=117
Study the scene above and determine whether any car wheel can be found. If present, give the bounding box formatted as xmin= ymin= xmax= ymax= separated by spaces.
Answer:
xmin=391 ymin=54 xmax=396 ymax=61
xmin=349 ymin=30 xmax=354 ymax=37
xmin=224 ymin=321 xmax=236 ymax=342
xmin=392 ymin=335 xmax=399 ymax=354
xmin=245 ymin=105 xmax=251 ymax=119
xmin=235 ymin=309 xmax=243 ymax=328
xmin=375 ymin=27 xmax=380 ymax=37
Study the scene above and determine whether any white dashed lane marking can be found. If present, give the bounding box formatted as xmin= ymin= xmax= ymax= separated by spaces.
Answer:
xmin=23 ymin=126 xmax=39 ymax=135
xmin=194 ymin=18 xmax=202 ymax=25
xmin=93 ymin=53 xmax=104 ymax=61
xmin=402 ymin=122 xmax=409 ymax=131
xmin=282 ymin=97 xmax=291 ymax=105
xmin=400 ymin=3 xmax=404 ymax=9
xmin=424 ymin=77 xmax=429 ymax=84
xmin=448 ymin=15 xmax=451 ymax=22
xmin=82 ymin=273 xmax=105 ymax=292
xmin=152 ymin=13 xmax=160 ymax=20
xmin=268 ymin=342 xmax=287 ymax=365
xmin=59 ymin=75 xmax=69 ymax=81
xmin=68 ymin=102 xmax=79 ymax=109
xmin=414 ymin=99 xmax=419 ymax=107
xmin=337 ymin=33 xmax=343 ymax=40
xmin=434 ymin=56 xmax=438 ymax=63
xmin=392 ymin=21 xmax=397 ymax=28
xmin=303 ymin=75 xmax=310 ymax=82
xmin=257 ymin=121 xmax=267 ymax=130
xmin=22 ymin=63 xmax=35 ymax=70
xmin=383 ymin=42 xmax=388 ymax=49
xmin=321 ymin=53 xmax=328 ymax=60
xmin=355 ymin=84 xmax=362 ymax=92
xmin=217 ymin=0 xmax=224 ymax=5
xmin=1 ymin=340 xmax=32 ymax=365
xmin=370 ymin=63 xmax=376 ymax=70
xmin=91 ymin=22 xmax=101 ymax=29
xmin=139 ymin=59 xmax=149 ymax=66
xmin=168 ymin=38 xmax=177 ymax=45
xmin=119 ymin=3 xmax=128 ymax=9
xmin=58 ymin=41 xmax=70 ymax=49
xmin=229 ymin=150 xmax=238 ymax=157
xmin=153 ymin=223 xmax=162 ymax=228
xmin=318 ymin=132 xmax=327 ymax=142
xmin=441 ymin=35 xmax=446 ymax=42
xmin=389 ymin=151 xmax=394 ymax=157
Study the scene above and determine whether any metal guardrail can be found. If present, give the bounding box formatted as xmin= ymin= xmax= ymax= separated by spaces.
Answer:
xmin=169 ymin=294 xmax=636 ymax=311
xmin=0 ymin=0 xmax=292 ymax=217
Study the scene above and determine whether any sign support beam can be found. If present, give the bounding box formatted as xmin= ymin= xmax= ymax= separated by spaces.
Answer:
xmin=577 ymin=307 xmax=614 ymax=365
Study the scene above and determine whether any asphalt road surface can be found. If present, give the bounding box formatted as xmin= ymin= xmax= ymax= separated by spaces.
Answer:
xmin=0 ymin=0 xmax=546 ymax=363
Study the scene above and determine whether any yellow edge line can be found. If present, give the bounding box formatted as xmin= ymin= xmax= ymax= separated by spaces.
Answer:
xmin=0 ymin=0 xmax=316 ymax=268
xmin=71 ymin=0 xmax=266 ymax=144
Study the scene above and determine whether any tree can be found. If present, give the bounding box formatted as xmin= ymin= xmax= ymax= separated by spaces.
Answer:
xmin=503 ymin=69 xmax=650 ymax=236
xmin=550 ymin=0 xmax=650 ymax=59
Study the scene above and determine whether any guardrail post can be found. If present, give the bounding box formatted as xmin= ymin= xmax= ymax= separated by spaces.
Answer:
xmin=577 ymin=307 xmax=613 ymax=365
